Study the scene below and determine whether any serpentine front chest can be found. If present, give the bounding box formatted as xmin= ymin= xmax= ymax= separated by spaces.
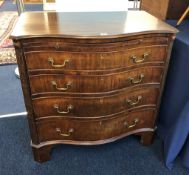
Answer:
xmin=11 ymin=11 xmax=177 ymax=162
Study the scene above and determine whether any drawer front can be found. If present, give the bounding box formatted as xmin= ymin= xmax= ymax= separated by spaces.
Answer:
xmin=36 ymin=109 xmax=156 ymax=142
xmin=22 ymin=36 xmax=169 ymax=52
xmin=33 ymin=87 xmax=159 ymax=118
xmin=30 ymin=66 xmax=163 ymax=94
xmin=25 ymin=46 xmax=167 ymax=71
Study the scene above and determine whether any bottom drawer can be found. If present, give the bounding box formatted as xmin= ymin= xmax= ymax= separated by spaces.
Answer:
xmin=37 ymin=109 xmax=156 ymax=143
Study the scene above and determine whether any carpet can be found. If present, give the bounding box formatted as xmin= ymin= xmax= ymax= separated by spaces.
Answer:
xmin=0 ymin=12 xmax=17 ymax=65
xmin=0 ymin=0 xmax=43 ymax=11
xmin=0 ymin=65 xmax=25 ymax=115
xmin=0 ymin=116 xmax=188 ymax=175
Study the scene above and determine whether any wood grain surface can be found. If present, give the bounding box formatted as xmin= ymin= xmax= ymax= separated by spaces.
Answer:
xmin=10 ymin=11 xmax=177 ymax=39
xmin=11 ymin=11 xmax=177 ymax=162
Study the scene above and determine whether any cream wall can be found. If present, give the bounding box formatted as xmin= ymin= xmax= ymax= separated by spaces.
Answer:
xmin=55 ymin=0 xmax=129 ymax=12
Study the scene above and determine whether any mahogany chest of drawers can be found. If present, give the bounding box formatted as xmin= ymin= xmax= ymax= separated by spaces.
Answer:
xmin=11 ymin=11 xmax=177 ymax=162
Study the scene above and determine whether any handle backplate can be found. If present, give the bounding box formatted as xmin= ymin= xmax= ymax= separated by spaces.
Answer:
xmin=54 ymin=104 xmax=73 ymax=114
xmin=124 ymin=118 xmax=139 ymax=129
xmin=127 ymin=95 xmax=142 ymax=106
xmin=130 ymin=53 xmax=149 ymax=63
xmin=48 ymin=58 xmax=69 ymax=68
xmin=56 ymin=128 xmax=74 ymax=137
xmin=51 ymin=81 xmax=72 ymax=91
xmin=128 ymin=74 xmax=144 ymax=84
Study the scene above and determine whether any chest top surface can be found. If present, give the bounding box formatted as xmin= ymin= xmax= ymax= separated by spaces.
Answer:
xmin=11 ymin=11 xmax=178 ymax=39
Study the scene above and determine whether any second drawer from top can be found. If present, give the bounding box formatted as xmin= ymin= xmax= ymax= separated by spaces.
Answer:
xmin=30 ymin=66 xmax=163 ymax=95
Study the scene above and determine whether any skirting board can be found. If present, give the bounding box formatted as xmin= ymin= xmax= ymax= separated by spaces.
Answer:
xmin=0 ymin=112 xmax=27 ymax=118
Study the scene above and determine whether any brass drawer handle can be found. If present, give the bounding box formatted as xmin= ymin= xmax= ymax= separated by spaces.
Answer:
xmin=56 ymin=128 xmax=74 ymax=137
xmin=128 ymin=74 xmax=144 ymax=84
xmin=127 ymin=95 xmax=142 ymax=106
xmin=54 ymin=104 xmax=73 ymax=114
xmin=130 ymin=53 xmax=149 ymax=63
xmin=48 ymin=57 xmax=69 ymax=68
xmin=51 ymin=81 xmax=71 ymax=91
xmin=124 ymin=118 xmax=139 ymax=129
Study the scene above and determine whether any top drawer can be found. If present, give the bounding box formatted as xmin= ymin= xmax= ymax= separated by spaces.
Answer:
xmin=22 ymin=36 xmax=169 ymax=52
xmin=24 ymin=46 xmax=167 ymax=71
